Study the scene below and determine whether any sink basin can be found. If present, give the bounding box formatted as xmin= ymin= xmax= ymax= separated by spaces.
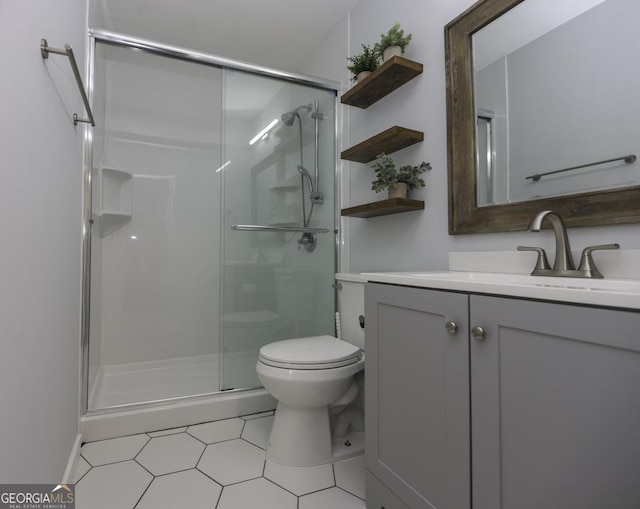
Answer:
xmin=361 ymin=271 xmax=640 ymax=309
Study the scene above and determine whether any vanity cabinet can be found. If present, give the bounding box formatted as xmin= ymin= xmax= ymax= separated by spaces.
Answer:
xmin=365 ymin=282 xmax=640 ymax=509
xmin=365 ymin=283 xmax=471 ymax=509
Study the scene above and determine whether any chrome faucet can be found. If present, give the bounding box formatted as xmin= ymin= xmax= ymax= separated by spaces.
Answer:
xmin=518 ymin=210 xmax=619 ymax=278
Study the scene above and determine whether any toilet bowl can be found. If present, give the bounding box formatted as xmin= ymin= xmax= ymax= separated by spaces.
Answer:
xmin=256 ymin=336 xmax=364 ymax=466
xmin=255 ymin=273 xmax=365 ymax=467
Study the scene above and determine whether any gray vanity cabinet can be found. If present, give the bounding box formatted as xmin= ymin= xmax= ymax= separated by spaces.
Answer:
xmin=470 ymin=294 xmax=640 ymax=509
xmin=365 ymin=283 xmax=471 ymax=509
xmin=365 ymin=282 xmax=640 ymax=509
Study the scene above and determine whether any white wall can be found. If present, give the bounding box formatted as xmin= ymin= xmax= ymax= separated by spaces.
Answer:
xmin=333 ymin=0 xmax=640 ymax=273
xmin=0 ymin=0 xmax=86 ymax=482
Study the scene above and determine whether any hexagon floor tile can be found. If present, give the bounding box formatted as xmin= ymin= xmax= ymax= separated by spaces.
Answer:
xmin=264 ymin=460 xmax=334 ymax=496
xmin=197 ymin=439 xmax=265 ymax=485
xmin=136 ymin=469 xmax=222 ymax=509
xmin=81 ymin=433 xmax=149 ymax=466
xmin=299 ymin=487 xmax=366 ymax=509
xmin=334 ymin=454 xmax=366 ymax=499
xmin=75 ymin=460 xmax=152 ymax=509
xmin=74 ymin=411 xmax=366 ymax=509
xmin=136 ymin=432 xmax=205 ymax=476
xmin=217 ymin=478 xmax=297 ymax=509
xmin=187 ymin=417 xmax=244 ymax=444
xmin=240 ymin=414 xmax=274 ymax=449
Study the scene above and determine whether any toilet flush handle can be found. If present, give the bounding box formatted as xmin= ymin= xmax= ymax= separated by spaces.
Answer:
xmin=359 ymin=315 xmax=365 ymax=329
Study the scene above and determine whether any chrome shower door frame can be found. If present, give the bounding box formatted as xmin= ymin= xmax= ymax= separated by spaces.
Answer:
xmin=80 ymin=29 xmax=342 ymax=416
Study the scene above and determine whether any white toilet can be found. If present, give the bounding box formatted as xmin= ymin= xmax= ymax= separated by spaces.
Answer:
xmin=256 ymin=273 xmax=365 ymax=467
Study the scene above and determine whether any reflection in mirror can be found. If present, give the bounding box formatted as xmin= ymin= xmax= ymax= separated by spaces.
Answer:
xmin=445 ymin=0 xmax=640 ymax=234
xmin=473 ymin=0 xmax=639 ymax=206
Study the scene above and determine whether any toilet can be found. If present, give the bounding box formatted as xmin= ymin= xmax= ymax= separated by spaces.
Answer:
xmin=255 ymin=273 xmax=365 ymax=467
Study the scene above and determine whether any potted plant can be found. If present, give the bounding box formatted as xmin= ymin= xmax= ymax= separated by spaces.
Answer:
xmin=375 ymin=23 xmax=413 ymax=62
xmin=347 ymin=44 xmax=379 ymax=83
xmin=371 ymin=153 xmax=431 ymax=199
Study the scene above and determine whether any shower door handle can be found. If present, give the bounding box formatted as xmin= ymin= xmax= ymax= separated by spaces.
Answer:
xmin=231 ymin=224 xmax=330 ymax=233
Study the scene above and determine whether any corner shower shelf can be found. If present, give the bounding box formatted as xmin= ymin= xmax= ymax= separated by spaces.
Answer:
xmin=341 ymin=126 xmax=424 ymax=163
xmin=341 ymin=198 xmax=424 ymax=218
xmin=341 ymin=56 xmax=423 ymax=109
xmin=92 ymin=167 xmax=133 ymax=237
xmin=92 ymin=213 xmax=132 ymax=237
xmin=269 ymin=185 xmax=298 ymax=192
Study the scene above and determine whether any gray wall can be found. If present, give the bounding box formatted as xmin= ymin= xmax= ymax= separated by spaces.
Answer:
xmin=0 ymin=0 xmax=86 ymax=482
xmin=318 ymin=0 xmax=640 ymax=273
xmin=507 ymin=0 xmax=640 ymax=202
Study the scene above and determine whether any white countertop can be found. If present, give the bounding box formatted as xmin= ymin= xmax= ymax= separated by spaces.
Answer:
xmin=361 ymin=271 xmax=640 ymax=310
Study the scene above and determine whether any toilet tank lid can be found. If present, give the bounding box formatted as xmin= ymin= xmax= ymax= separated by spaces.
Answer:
xmin=259 ymin=335 xmax=361 ymax=365
xmin=335 ymin=273 xmax=364 ymax=283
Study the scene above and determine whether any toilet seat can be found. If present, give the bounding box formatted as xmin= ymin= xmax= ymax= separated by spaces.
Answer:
xmin=258 ymin=335 xmax=362 ymax=370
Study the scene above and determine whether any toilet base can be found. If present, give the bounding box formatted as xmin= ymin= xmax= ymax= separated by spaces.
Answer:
xmin=266 ymin=402 xmax=365 ymax=467
xmin=266 ymin=402 xmax=332 ymax=467
xmin=332 ymin=429 xmax=365 ymax=463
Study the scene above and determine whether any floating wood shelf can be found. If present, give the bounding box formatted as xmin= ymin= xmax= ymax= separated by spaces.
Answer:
xmin=341 ymin=198 xmax=425 ymax=218
xmin=341 ymin=126 xmax=424 ymax=163
xmin=341 ymin=56 xmax=423 ymax=109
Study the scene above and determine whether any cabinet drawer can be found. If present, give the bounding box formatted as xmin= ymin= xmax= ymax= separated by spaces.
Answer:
xmin=366 ymin=470 xmax=409 ymax=509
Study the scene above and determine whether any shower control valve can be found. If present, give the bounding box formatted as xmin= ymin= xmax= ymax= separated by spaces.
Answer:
xmin=297 ymin=232 xmax=317 ymax=252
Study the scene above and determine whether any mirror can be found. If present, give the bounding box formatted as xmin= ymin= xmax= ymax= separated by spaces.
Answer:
xmin=445 ymin=0 xmax=640 ymax=234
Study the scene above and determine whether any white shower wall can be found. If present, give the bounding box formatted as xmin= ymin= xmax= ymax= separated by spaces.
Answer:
xmin=92 ymin=46 xmax=223 ymax=368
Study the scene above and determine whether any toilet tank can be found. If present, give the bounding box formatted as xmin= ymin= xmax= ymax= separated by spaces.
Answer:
xmin=274 ymin=267 xmax=315 ymax=322
xmin=335 ymin=273 xmax=365 ymax=350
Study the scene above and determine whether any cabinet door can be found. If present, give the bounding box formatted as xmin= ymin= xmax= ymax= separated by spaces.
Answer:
xmin=470 ymin=295 xmax=640 ymax=509
xmin=365 ymin=283 xmax=470 ymax=509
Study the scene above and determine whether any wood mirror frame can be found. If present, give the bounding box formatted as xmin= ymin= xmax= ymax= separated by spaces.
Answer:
xmin=444 ymin=0 xmax=640 ymax=234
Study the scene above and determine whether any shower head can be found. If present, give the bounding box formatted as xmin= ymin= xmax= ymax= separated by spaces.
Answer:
xmin=281 ymin=104 xmax=313 ymax=127
xmin=281 ymin=111 xmax=297 ymax=127
xmin=297 ymin=165 xmax=315 ymax=194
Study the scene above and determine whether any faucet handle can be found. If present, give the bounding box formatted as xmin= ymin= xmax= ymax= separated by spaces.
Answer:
xmin=517 ymin=246 xmax=551 ymax=273
xmin=577 ymin=243 xmax=620 ymax=279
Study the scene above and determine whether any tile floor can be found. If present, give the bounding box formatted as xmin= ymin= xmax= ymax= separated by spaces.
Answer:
xmin=74 ymin=411 xmax=366 ymax=508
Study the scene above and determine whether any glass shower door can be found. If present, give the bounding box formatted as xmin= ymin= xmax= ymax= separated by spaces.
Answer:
xmin=220 ymin=71 xmax=336 ymax=390
xmin=88 ymin=42 xmax=223 ymax=410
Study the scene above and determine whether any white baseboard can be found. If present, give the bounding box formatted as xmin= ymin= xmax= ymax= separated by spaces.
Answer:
xmin=61 ymin=433 xmax=82 ymax=484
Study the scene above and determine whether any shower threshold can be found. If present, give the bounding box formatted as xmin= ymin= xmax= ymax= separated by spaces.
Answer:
xmin=89 ymin=352 xmax=260 ymax=410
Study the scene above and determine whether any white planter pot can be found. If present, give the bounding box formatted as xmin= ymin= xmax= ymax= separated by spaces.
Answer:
xmin=388 ymin=182 xmax=408 ymax=199
xmin=383 ymin=46 xmax=402 ymax=62
xmin=356 ymin=71 xmax=371 ymax=84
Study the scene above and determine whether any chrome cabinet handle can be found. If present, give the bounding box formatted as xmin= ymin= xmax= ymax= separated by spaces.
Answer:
xmin=471 ymin=326 xmax=486 ymax=340
xmin=445 ymin=321 xmax=458 ymax=335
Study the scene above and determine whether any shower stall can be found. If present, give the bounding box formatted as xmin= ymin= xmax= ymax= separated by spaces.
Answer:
xmin=83 ymin=31 xmax=338 ymax=417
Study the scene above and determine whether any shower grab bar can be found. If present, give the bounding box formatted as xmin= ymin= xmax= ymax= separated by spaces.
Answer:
xmin=41 ymin=39 xmax=96 ymax=127
xmin=231 ymin=224 xmax=330 ymax=234
xmin=525 ymin=154 xmax=636 ymax=182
